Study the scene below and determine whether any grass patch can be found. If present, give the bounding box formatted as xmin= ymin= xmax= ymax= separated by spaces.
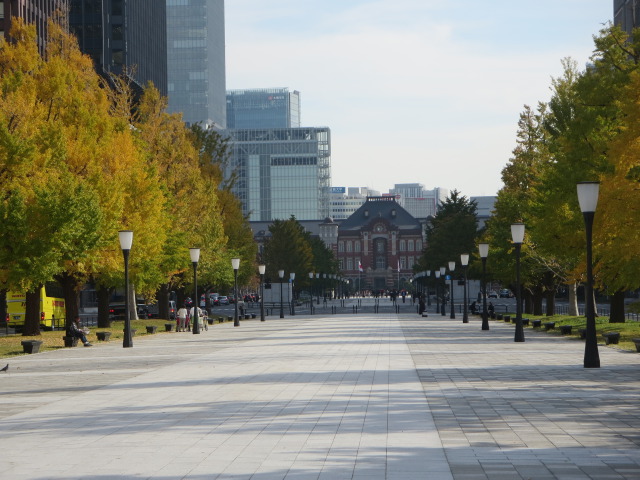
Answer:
xmin=0 ymin=319 xmax=175 ymax=358
xmin=496 ymin=313 xmax=640 ymax=351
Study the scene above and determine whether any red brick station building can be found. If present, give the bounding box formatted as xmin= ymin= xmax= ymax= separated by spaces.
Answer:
xmin=320 ymin=197 xmax=424 ymax=292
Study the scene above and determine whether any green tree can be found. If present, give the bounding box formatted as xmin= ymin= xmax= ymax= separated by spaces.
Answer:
xmin=262 ymin=217 xmax=314 ymax=285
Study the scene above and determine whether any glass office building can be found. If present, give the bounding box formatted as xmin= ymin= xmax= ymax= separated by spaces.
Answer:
xmin=614 ymin=0 xmax=640 ymax=35
xmin=166 ymin=0 xmax=226 ymax=128
xmin=70 ymin=0 xmax=167 ymax=96
xmin=226 ymin=88 xmax=301 ymax=129
xmin=226 ymin=127 xmax=331 ymax=221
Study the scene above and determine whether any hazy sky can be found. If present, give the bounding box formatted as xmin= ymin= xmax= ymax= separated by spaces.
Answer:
xmin=225 ymin=1 xmax=612 ymax=197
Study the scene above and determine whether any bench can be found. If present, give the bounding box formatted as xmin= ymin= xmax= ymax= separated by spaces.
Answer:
xmin=21 ymin=340 xmax=43 ymax=354
xmin=632 ymin=338 xmax=640 ymax=352
xmin=531 ymin=319 xmax=542 ymax=328
xmin=496 ymin=314 xmax=503 ymax=320
xmin=96 ymin=331 xmax=111 ymax=341
xmin=165 ymin=323 xmax=174 ymax=332
xmin=62 ymin=335 xmax=79 ymax=347
xmin=602 ymin=332 xmax=620 ymax=345
xmin=522 ymin=318 xmax=529 ymax=326
xmin=543 ymin=322 xmax=556 ymax=331
xmin=559 ymin=325 xmax=572 ymax=335
xmin=145 ymin=325 xmax=157 ymax=334
xmin=503 ymin=315 xmax=511 ymax=323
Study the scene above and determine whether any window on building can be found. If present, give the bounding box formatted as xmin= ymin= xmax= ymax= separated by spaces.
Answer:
xmin=346 ymin=241 xmax=352 ymax=252
xmin=338 ymin=241 xmax=344 ymax=253
xmin=408 ymin=257 xmax=415 ymax=269
xmin=416 ymin=240 xmax=423 ymax=251
xmin=347 ymin=258 xmax=353 ymax=270
xmin=339 ymin=259 xmax=344 ymax=269
xmin=354 ymin=241 xmax=361 ymax=252
xmin=400 ymin=257 xmax=406 ymax=269
xmin=408 ymin=240 xmax=414 ymax=252
xmin=399 ymin=240 xmax=406 ymax=252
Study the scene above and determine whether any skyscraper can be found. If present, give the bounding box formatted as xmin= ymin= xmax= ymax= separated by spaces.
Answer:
xmin=614 ymin=0 xmax=640 ymax=34
xmin=166 ymin=0 xmax=226 ymax=129
xmin=69 ymin=0 xmax=167 ymax=96
xmin=227 ymin=88 xmax=300 ymax=129
xmin=1 ymin=0 xmax=69 ymax=56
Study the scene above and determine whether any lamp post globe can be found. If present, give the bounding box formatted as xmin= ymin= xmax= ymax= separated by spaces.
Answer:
xmin=290 ymin=272 xmax=296 ymax=316
xmin=425 ymin=270 xmax=431 ymax=306
xmin=478 ymin=243 xmax=490 ymax=330
xmin=577 ymin=181 xmax=600 ymax=368
xmin=259 ymin=264 xmax=266 ymax=322
xmin=231 ymin=257 xmax=240 ymax=326
xmin=448 ymin=261 xmax=456 ymax=319
xmin=511 ymin=223 xmax=525 ymax=342
xmin=118 ymin=230 xmax=134 ymax=348
xmin=278 ymin=269 xmax=285 ymax=318
xmin=435 ymin=270 xmax=441 ymax=314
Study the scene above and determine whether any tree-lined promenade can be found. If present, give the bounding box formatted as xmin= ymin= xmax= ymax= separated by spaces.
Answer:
xmin=415 ymin=24 xmax=640 ymax=322
xmin=0 ymin=19 xmax=258 ymax=334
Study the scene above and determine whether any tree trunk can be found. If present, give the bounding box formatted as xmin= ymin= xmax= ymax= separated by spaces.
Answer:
xmin=523 ymin=289 xmax=533 ymax=315
xmin=545 ymin=290 xmax=556 ymax=316
xmin=0 ymin=289 xmax=6 ymax=325
xmin=532 ymin=285 xmax=544 ymax=316
xmin=55 ymin=272 xmax=79 ymax=330
xmin=97 ymin=286 xmax=111 ymax=328
xmin=157 ymin=284 xmax=170 ymax=319
xmin=568 ymin=283 xmax=579 ymax=316
xmin=23 ymin=288 xmax=42 ymax=336
xmin=129 ymin=286 xmax=138 ymax=320
xmin=609 ymin=289 xmax=626 ymax=323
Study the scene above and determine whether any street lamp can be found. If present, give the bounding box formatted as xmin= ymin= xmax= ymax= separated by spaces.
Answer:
xmin=191 ymin=248 xmax=202 ymax=333
xmin=578 ymin=181 xmax=600 ymax=368
xmin=259 ymin=264 xmax=266 ymax=322
xmin=425 ymin=270 xmax=431 ymax=306
xmin=315 ymin=272 xmax=320 ymax=304
xmin=511 ymin=223 xmax=525 ymax=342
xmin=448 ymin=261 xmax=456 ymax=319
xmin=290 ymin=272 xmax=296 ymax=316
xmin=435 ymin=270 xmax=441 ymax=314
xmin=279 ymin=269 xmax=285 ymax=318
xmin=461 ymin=254 xmax=469 ymax=323
xmin=118 ymin=230 xmax=133 ymax=348
xmin=478 ymin=243 xmax=490 ymax=331
xmin=231 ymin=257 xmax=240 ymax=327
xmin=440 ymin=266 xmax=446 ymax=316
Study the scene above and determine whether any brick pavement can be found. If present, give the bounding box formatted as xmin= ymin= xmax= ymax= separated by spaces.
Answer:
xmin=0 ymin=307 xmax=638 ymax=479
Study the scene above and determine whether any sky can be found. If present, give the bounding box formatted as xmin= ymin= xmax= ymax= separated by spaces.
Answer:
xmin=225 ymin=0 xmax=613 ymax=198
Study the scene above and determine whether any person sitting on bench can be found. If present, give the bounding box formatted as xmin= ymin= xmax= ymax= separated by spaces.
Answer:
xmin=67 ymin=316 xmax=92 ymax=346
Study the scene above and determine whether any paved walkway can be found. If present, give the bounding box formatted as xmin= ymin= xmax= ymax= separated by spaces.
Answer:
xmin=0 ymin=308 xmax=639 ymax=480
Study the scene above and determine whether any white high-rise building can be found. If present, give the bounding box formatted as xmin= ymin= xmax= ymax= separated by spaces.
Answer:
xmin=329 ymin=187 xmax=380 ymax=220
xmin=389 ymin=184 xmax=448 ymax=219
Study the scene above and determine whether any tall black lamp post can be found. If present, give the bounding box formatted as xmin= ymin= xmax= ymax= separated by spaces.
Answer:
xmin=440 ymin=266 xmax=447 ymax=316
xmin=425 ymin=270 xmax=431 ymax=306
xmin=191 ymin=248 xmax=201 ymax=333
xmin=578 ymin=181 xmax=600 ymax=368
xmin=478 ymin=243 xmax=490 ymax=331
xmin=232 ymin=257 xmax=240 ymax=327
xmin=434 ymin=270 xmax=441 ymax=313
xmin=461 ymin=254 xmax=469 ymax=323
xmin=119 ymin=230 xmax=133 ymax=348
xmin=290 ymin=272 xmax=296 ymax=316
xmin=315 ymin=273 xmax=320 ymax=304
xmin=259 ymin=264 xmax=266 ymax=322
xmin=511 ymin=223 xmax=525 ymax=342
xmin=279 ymin=269 xmax=285 ymax=318
xmin=448 ymin=261 xmax=456 ymax=319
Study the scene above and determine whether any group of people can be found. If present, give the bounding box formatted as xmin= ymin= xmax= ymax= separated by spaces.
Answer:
xmin=175 ymin=305 xmax=207 ymax=332
xmin=469 ymin=301 xmax=495 ymax=315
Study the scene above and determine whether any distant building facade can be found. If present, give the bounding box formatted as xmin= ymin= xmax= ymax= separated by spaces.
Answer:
xmin=1 ymin=0 xmax=69 ymax=55
xmin=226 ymin=127 xmax=331 ymax=221
xmin=70 ymin=0 xmax=167 ymax=96
xmin=337 ymin=196 xmax=423 ymax=291
xmin=329 ymin=187 xmax=380 ymax=220
xmin=226 ymin=88 xmax=300 ymax=129
xmin=167 ymin=0 xmax=226 ymax=128
xmin=614 ymin=0 xmax=640 ymax=35
xmin=388 ymin=183 xmax=448 ymax=219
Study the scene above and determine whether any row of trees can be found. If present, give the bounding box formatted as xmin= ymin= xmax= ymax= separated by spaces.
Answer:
xmin=416 ymin=24 xmax=640 ymax=321
xmin=0 ymin=19 xmax=256 ymax=334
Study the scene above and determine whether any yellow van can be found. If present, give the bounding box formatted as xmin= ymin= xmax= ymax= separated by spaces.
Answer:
xmin=6 ymin=282 xmax=66 ymax=331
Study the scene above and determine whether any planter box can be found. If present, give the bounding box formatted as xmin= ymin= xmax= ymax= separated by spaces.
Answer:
xmin=532 ymin=320 xmax=542 ymax=328
xmin=165 ymin=323 xmax=174 ymax=332
xmin=632 ymin=338 xmax=640 ymax=352
xmin=543 ymin=322 xmax=556 ymax=331
xmin=579 ymin=328 xmax=587 ymax=339
xmin=522 ymin=318 xmax=529 ymax=326
xmin=96 ymin=331 xmax=111 ymax=341
xmin=145 ymin=326 xmax=157 ymax=334
xmin=207 ymin=318 xmax=214 ymax=325
xmin=603 ymin=332 xmax=620 ymax=345
xmin=503 ymin=315 xmax=511 ymax=323
xmin=21 ymin=340 xmax=43 ymax=354
xmin=62 ymin=335 xmax=78 ymax=347
xmin=124 ymin=329 xmax=137 ymax=336
xmin=559 ymin=325 xmax=572 ymax=335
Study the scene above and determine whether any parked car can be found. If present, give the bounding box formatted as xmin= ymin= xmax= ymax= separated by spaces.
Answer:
xmin=499 ymin=289 xmax=513 ymax=298
xmin=218 ymin=296 xmax=229 ymax=305
xmin=488 ymin=291 xmax=498 ymax=298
